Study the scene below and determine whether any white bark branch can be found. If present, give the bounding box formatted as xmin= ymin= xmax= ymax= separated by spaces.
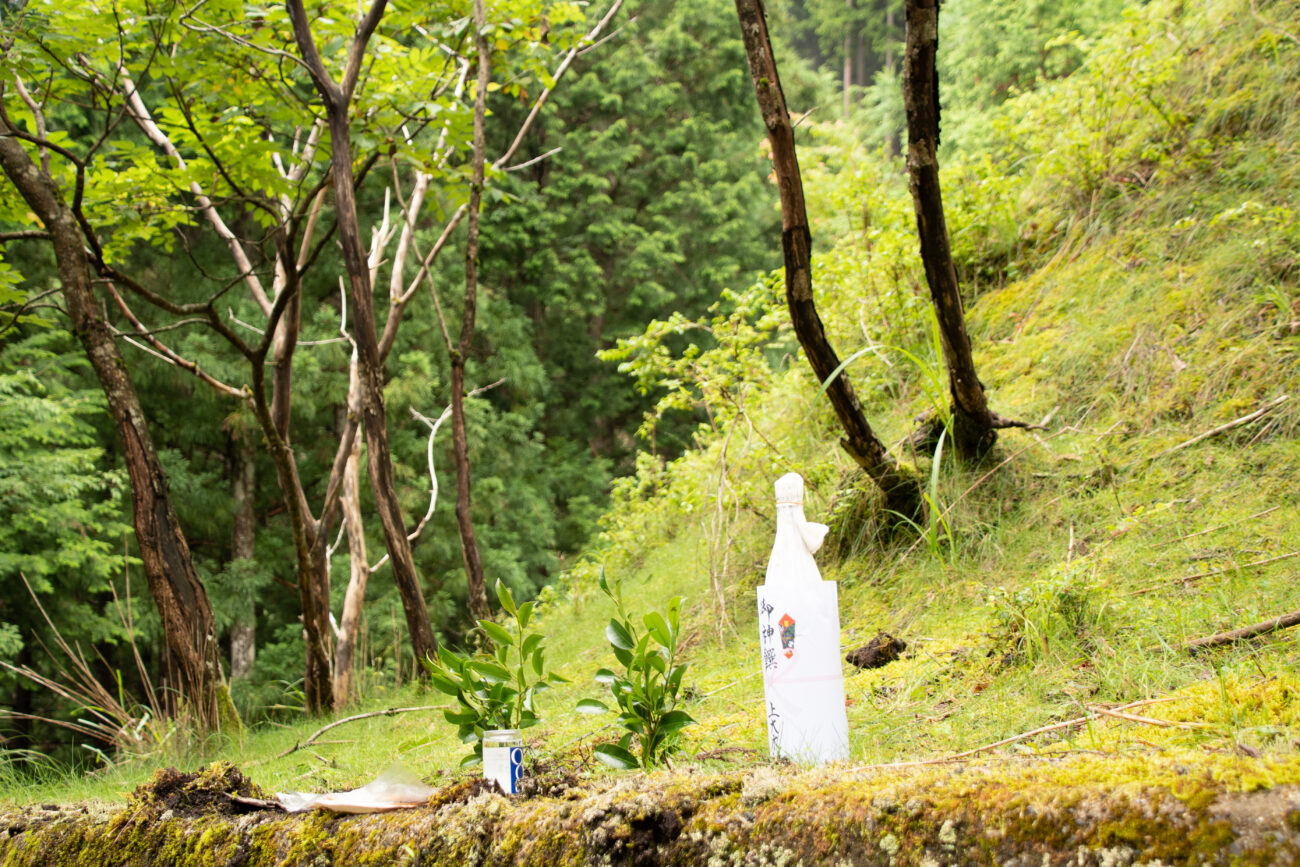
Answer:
xmin=366 ymin=378 xmax=505 ymax=575
xmin=119 ymin=73 xmax=272 ymax=315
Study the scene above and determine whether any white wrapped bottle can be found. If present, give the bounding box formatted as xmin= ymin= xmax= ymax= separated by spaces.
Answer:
xmin=757 ymin=472 xmax=850 ymax=763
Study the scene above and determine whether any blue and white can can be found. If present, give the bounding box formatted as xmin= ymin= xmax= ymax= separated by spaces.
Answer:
xmin=483 ymin=729 xmax=524 ymax=794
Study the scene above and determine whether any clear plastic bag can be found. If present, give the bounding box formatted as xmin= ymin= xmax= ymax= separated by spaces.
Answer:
xmin=276 ymin=762 xmax=436 ymax=813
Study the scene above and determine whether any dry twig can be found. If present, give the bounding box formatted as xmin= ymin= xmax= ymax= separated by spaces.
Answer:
xmin=1087 ymin=705 xmax=1208 ymax=729
xmin=1126 ymin=551 xmax=1300 ymax=596
xmin=1146 ymin=395 xmax=1289 ymax=462
xmin=1185 ymin=608 xmax=1300 ymax=653
xmin=273 ymin=705 xmax=448 ymax=760
xmin=844 ymin=696 xmax=1180 ymax=773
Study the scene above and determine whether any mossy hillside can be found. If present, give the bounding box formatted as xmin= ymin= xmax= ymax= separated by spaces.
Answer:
xmin=4 ymin=754 xmax=1300 ymax=865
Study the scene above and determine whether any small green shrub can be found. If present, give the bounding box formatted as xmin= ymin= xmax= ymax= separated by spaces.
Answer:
xmin=577 ymin=568 xmax=694 ymax=769
xmin=422 ymin=581 xmax=567 ymax=766
xmin=987 ymin=562 xmax=1106 ymax=664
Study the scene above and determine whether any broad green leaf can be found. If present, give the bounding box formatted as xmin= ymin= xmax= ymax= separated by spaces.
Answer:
xmin=479 ymin=619 xmax=514 ymax=647
xmin=576 ymin=698 xmax=609 ymax=714
xmin=656 ymin=709 xmax=694 ymax=734
xmin=521 ymin=633 xmax=544 ymax=659
xmin=468 ymin=660 xmax=512 ymax=683
xmin=438 ymin=645 xmax=466 ymax=671
xmin=594 ymin=743 xmax=639 ymax=770
xmin=605 ymin=618 xmax=634 ymax=650
xmin=495 ymin=579 xmax=517 ymax=616
xmin=517 ymin=601 xmax=535 ymax=629
xmin=430 ymin=674 xmax=463 ymax=697
xmin=444 ymin=708 xmax=478 ymax=725
xmin=616 ymin=714 xmax=646 ymax=735
xmin=532 ymin=647 xmax=546 ymax=676
xmin=643 ymin=611 xmax=673 ymax=647
xmin=594 ymin=667 xmax=619 ymax=684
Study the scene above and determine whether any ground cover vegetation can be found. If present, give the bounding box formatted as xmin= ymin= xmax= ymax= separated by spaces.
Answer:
xmin=2 ymin=0 xmax=1300 ymax=857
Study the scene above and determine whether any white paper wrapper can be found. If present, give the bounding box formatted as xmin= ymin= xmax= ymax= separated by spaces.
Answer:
xmin=276 ymin=762 xmax=435 ymax=813
xmin=758 ymin=473 xmax=849 ymax=764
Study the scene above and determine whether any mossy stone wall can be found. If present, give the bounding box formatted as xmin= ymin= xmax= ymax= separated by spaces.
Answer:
xmin=3 ymin=756 xmax=1299 ymax=865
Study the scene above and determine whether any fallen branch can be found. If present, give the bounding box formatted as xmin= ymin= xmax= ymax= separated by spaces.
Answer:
xmin=274 ymin=705 xmax=447 ymax=759
xmin=1171 ymin=505 xmax=1281 ymax=543
xmin=1185 ymin=608 xmax=1300 ymax=653
xmin=1147 ymin=395 xmax=1289 ymax=462
xmin=694 ymin=747 xmax=758 ymax=763
xmin=1127 ymin=551 xmax=1300 ymax=596
xmin=1087 ymin=705 xmax=1209 ymax=729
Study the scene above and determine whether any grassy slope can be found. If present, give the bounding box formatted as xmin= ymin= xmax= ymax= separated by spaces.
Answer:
xmin=3 ymin=0 xmax=1300 ymax=809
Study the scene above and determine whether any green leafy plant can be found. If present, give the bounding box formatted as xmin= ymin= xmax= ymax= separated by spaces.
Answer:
xmin=423 ymin=580 xmax=567 ymax=766
xmin=986 ymin=563 xmax=1106 ymax=664
xmin=888 ymin=427 xmax=956 ymax=563
xmin=577 ymin=568 xmax=694 ymax=770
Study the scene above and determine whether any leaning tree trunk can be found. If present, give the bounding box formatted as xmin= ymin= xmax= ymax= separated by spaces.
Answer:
xmin=733 ymin=0 xmax=923 ymax=523
xmin=449 ymin=0 xmax=494 ymax=625
xmin=333 ymin=369 xmax=370 ymax=709
xmin=0 ymin=129 xmax=228 ymax=731
xmin=903 ymin=0 xmax=1029 ymax=460
xmin=287 ymin=0 xmax=438 ymax=670
xmin=229 ymin=428 xmax=257 ymax=681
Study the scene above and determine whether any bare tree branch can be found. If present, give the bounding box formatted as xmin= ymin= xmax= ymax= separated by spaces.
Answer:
xmin=368 ymin=378 xmax=505 ymax=574
xmin=505 ymin=146 xmax=563 ymax=172
xmin=343 ymin=0 xmax=392 ymax=101
xmin=104 ymin=282 xmax=247 ymax=399
xmin=0 ymin=230 xmax=51 ymax=242
xmin=119 ymin=72 xmax=274 ymax=315
xmin=398 ymin=1 xmax=626 ymax=303
xmin=12 ymin=76 xmax=50 ymax=175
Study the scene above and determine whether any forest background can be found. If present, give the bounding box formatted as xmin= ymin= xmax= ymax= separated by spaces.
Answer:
xmin=1 ymin=0 xmax=1298 ymax=790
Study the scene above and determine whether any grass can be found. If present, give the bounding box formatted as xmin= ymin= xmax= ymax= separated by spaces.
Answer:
xmin=4 ymin=0 xmax=1300 ymax=812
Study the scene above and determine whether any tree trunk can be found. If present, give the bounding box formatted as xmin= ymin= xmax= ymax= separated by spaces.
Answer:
xmin=333 ymin=369 xmax=370 ymax=709
xmin=229 ymin=430 xmax=257 ymax=681
xmin=885 ymin=4 xmax=901 ymax=157
xmin=326 ymin=117 xmax=436 ymax=671
xmin=450 ymin=361 xmax=490 ymax=622
xmin=855 ymin=30 xmax=866 ymax=93
xmin=450 ymin=0 xmax=494 ymax=625
xmin=247 ymin=361 xmax=334 ymax=711
xmin=286 ymin=0 xmax=438 ymax=670
xmin=903 ymin=0 xmax=998 ymax=460
xmin=842 ymin=1 xmax=852 ymax=118
xmin=0 ymin=129 xmax=228 ymax=730
xmin=732 ymin=0 xmax=922 ymax=523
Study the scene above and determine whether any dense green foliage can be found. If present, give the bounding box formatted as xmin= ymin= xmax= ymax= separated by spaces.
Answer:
xmin=423 ymin=580 xmax=567 ymax=765
xmin=0 ymin=0 xmax=786 ymax=750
